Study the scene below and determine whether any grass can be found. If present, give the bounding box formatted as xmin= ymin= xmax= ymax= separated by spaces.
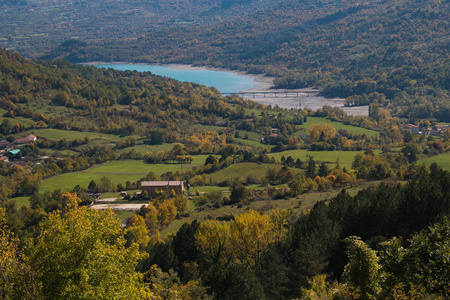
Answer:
xmin=192 ymin=184 xmax=264 ymax=194
xmin=234 ymin=130 xmax=261 ymax=141
xmin=270 ymin=149 xmax=382 ymax=169
xmin=41 ymin=149 xmax=80 ymax=156
xmin=418 ymin=153 xmax=450 ymax=171
xmin=296 ymin=117 xmax=379 ymax=137
xmin=115 ymin=143 xmax=175 ymax=155
xmin=3 ymin=116 xmax=36 ymax=128
xmin=233 ymin=137 xmax=263 ymax=147
xmin=27 ymin=128 xmax=127 ymax=141
xmin=205 ymin=162 xmax=300 ymax=183
xmin=40 ymin=156 xmax=211 ymax=192
xmin=10 ymin=196 xmax=30 ymax=207
xmin=194 ymin=186 xmax=230 ymax=193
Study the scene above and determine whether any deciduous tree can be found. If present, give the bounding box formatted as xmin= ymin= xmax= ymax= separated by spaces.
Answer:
xmin=26 ymin=193 xmax=154 ymax=300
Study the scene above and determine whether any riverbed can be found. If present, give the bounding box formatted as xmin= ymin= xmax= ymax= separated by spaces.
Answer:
xmin=89 ymin=63 xmax=368 ymax=116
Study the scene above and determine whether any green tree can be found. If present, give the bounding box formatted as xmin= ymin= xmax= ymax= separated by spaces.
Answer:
xmin=343 ymin=236 xmax=381 ymax=299
xmin=300 ymin=274 xmax=349 ymax=299
xmin=379 ymin=218 xmax=450 ymax=298
xmin=401 ymin=143 xmax=421 ymax=163
xmin=287 ymin=174 xmax=304 ymax=196
xmin=306 ymin=156 xmax=316 ymax=178
xmin=203 ymin=264 xmax=266 ymax=300
xmin=26 ymin=193 xmax=154 ymax=300
xmin=318 ymin=162 xmax=328 ymax=177
xmin=229 ymin=184 xmax=253 ymax=204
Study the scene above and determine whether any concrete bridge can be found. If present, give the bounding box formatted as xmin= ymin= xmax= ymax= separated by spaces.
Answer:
xmin=221 ymin=90 xmax=319 ymax=98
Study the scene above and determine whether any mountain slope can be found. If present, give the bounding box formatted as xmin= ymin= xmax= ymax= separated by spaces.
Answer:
xmin=1 ymin=0 xmax=449 ymax=120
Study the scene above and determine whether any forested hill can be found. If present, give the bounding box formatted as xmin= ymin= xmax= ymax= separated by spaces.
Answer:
xmin=2 ymin=0 xmax=448 ymax=121
xmin=112 ymin=0 xmax=449 ymax=71
xmin=2 ymin=0 xmax=448 ymax=72
xmin=0 ymin=0 xmax=283 ymax=59
xmin=0 ymin=47 xmax=260 ymax=138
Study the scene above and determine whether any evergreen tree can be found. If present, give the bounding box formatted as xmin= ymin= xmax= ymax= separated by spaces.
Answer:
xmin=306 ymin=156 xmax=316 ymax=178
xmin=318 ymin=162 xmax=328 ymax=177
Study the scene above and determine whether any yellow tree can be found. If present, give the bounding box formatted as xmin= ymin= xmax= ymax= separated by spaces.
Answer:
xmin=0 ymin=208 xmax=17 ymax=299
xmin=195 ymin=220 xmax=232 ymax=265
xmin=0 ymin=207 xmax=40 ymax=299
xmin=26 ymin=193 xmax=155 ymax=300
xmin=306 ymin=123 xmax=336 ymax=143
xmin=230 ymin=210 xmax=287 ymax=267
xmin=125 ymin=214 xmax=150 ymax=250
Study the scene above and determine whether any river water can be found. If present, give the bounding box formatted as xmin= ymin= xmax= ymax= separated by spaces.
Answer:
xmin=87 ymin=63 xmax=256 ymax=94
xmin=88 ymin=63 xmax=368 ymax=116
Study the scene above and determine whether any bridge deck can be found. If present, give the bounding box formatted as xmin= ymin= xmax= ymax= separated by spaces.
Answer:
xmin=222 ymin=90 xmax=319 ymax=98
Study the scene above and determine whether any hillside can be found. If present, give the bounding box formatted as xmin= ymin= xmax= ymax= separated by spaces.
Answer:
xmin=1 ymin=0 xmax=448 ymax=121
xmin=0 ymin=35 xmax=449 ymax=300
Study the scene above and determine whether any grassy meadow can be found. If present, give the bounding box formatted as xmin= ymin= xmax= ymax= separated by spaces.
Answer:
xmin=270 ymin=149 xmax=381 ymax=169
xmin=205 ymin=162 xmax=300 ymax=183
xmin=40 ymin=156 xmax=211 ymax=192
xmin=296 ymin=117 xmax=379 ymax=137
xmin=418 ymin=153 xmax=450 ymax=171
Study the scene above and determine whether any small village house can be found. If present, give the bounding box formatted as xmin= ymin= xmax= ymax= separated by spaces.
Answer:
xmin=402 ymin=124 xmax=420 ymax=134
xmin=0 ymin=140 xmax=11 ymax=148
xmin=14 ymin=134 xmax=37 ymax=144
xmin=6 ymin=149 xmax=20 ymax=159
xmin=141 ymin=181 xmax=184 ymax=198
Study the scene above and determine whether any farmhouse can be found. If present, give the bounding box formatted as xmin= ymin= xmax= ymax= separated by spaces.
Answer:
xmin=402 ymin=124 xmax=420 ymax=134
xmin=0 ymin=140 xmax=11 ymax=148
xmin=141 ymin=180 xmax=184 ymax=197
xmin=14 ymin=134 xmax=37 ymax=144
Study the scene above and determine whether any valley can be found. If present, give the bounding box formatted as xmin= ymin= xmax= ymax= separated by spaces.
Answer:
xmin=0 ymin=0 xmax=449 ymax=298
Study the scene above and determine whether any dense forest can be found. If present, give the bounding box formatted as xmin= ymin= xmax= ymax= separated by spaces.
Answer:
xmin=2 ymin=165 xmax=449 ymax=299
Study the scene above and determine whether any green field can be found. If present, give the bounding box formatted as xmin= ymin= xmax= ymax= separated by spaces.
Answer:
xmin=40 ymin=156 xmax=211 ymax=192
xmin=115 ymin=143 xmax=175 ymax=155
xmin=418 ymin=153 xmax=450 ymax=171
xmin=297 ymin=117 xmax=379 ymax=137
xmin=205 ymin=162 xmax=300 ymax=183
xmin=41 ymin=149 xmax=80 ymax=156
xmin=270 ymin=149 xmax=381 ymax=169
xmin=9 ymin=196 xmax=30 ymax=207
xmin=25 ymin=128 xmax=137 ymax=142
xmin=233 ymin=137 xmax=263 ymax=147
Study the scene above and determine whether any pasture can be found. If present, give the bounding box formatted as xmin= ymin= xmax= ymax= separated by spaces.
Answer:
xmin=26 ymin=128 xmax=138 ymax=143
xmin=296 ymin=117 xmax=379 ymax=137
xmin=418 ymin=153 xmax=450 ymax=171
xmin=270 ymin=149 xmax=381 ymax=169
xmin=205 ymin=162 xmax=300 ymax=183
xmin=40 ymin=156 xmax=211 ymax=192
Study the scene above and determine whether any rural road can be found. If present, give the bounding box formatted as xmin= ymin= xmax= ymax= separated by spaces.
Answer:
xmin=90 ymin=203 xmax=148 ymax=210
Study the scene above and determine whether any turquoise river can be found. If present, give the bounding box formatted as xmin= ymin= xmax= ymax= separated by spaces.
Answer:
xmin=88 ymin=63 xmax=256 ymax=94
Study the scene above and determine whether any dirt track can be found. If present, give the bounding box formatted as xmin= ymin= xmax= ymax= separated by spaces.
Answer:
xmin=90 ymin=203 xmax=148 ymax=210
